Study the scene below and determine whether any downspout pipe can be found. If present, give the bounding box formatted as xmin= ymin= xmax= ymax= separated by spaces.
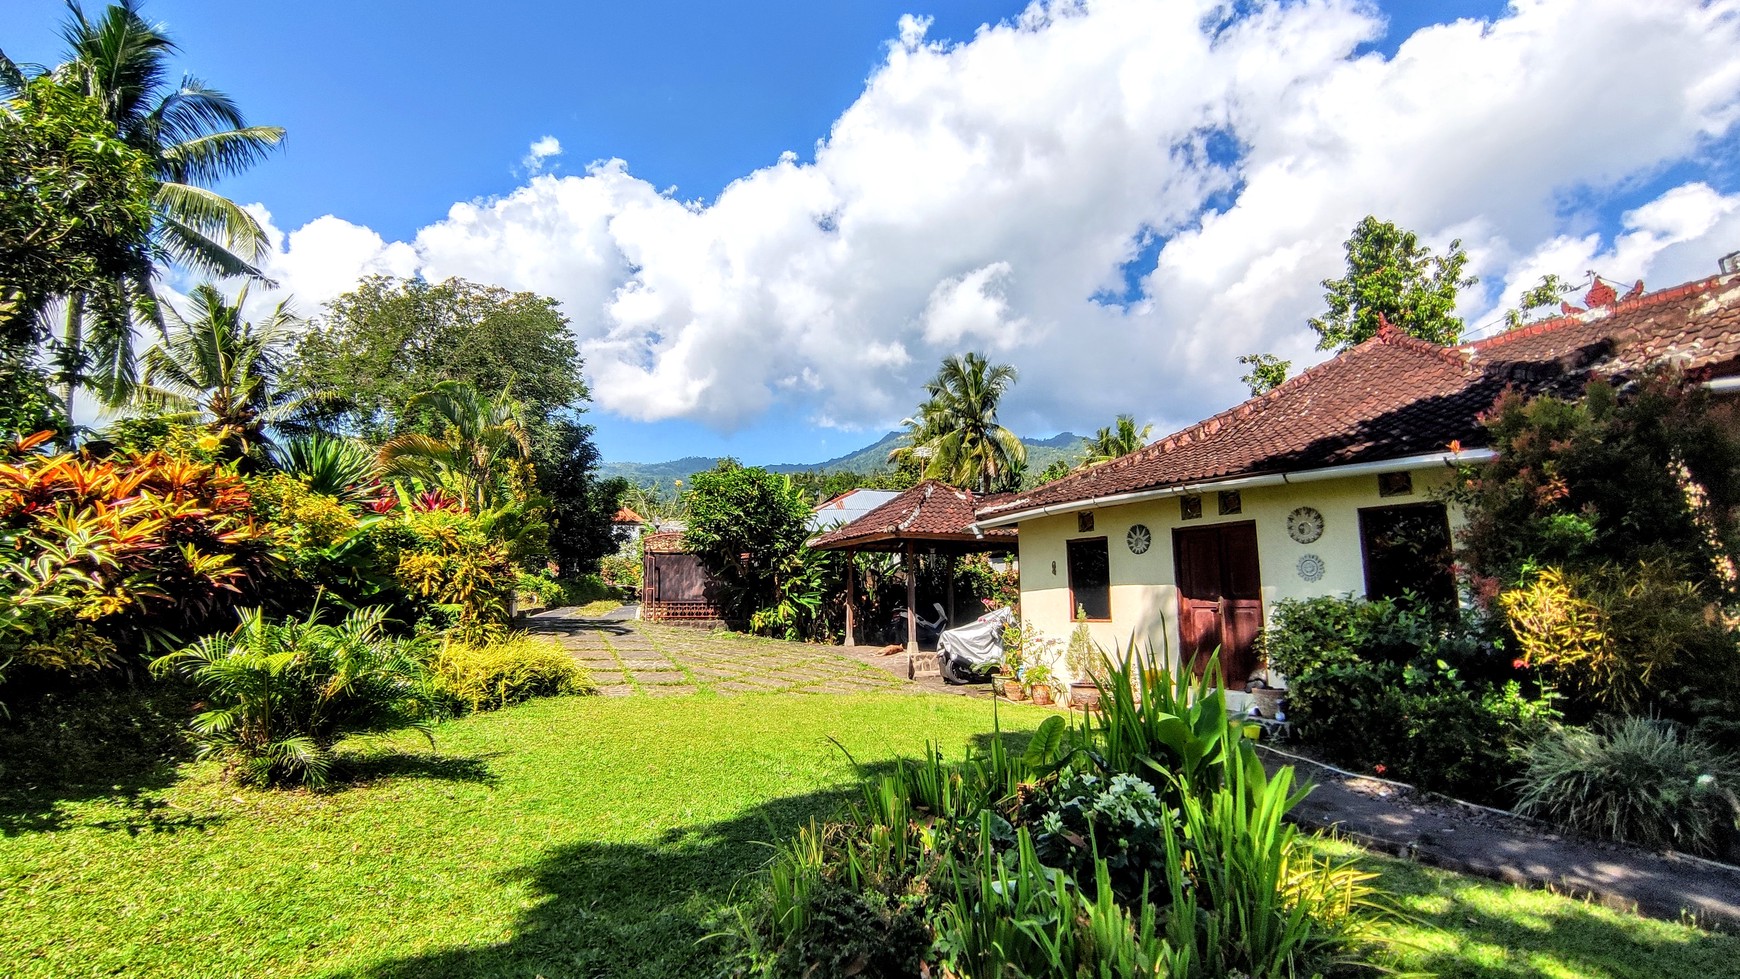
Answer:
xmin=969 ymin=448 xmax=1498 ymax=531
xmin=1705 ymin=377 xmax=1740 ymax=395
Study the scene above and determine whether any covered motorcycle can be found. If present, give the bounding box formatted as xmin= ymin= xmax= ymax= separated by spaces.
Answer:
xmin=938 ymin=606 xmax=1012 ymax=685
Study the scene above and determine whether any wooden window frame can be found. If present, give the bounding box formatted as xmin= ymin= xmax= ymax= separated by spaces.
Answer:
xmin=1066 ymin=536 xmax=1113 ymax=623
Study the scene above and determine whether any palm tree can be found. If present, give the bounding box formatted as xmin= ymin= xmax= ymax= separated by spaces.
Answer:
xmin=889 ymin=352 xmax=1025 ymax=495
xmin=1085 ymin=415 xmax=1153 ymax=465
xmin=379 ymin=381 xmax=533 ymax=513
xmin=2 ymin=0 xmax=285 ymax=410
xmin=134 ymin=283 xmax=315 ymax=460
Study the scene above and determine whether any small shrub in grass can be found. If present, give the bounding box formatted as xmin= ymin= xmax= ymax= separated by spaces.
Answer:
xmin=1515 ymin=716 xmax=1740 ymax=856
xmin=152 ymin=606 xmax=439 ymax=788
xmin=433 ymin=634 xmax=595 ymax=713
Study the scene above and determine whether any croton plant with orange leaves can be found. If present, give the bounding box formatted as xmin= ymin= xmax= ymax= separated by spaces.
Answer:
xmin=0 ymin=431 xmax=273 ymax=673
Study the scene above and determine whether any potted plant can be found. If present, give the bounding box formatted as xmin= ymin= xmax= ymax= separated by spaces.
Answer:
xmin=1065 ymin=619 xmax=1104 ymax=710
xmin=1024 ymin=662 xmax=1054 ymax=706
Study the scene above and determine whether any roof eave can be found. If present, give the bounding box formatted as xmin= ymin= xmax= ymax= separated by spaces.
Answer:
xmin=971 ymin=448 xmax=1497 ymax=530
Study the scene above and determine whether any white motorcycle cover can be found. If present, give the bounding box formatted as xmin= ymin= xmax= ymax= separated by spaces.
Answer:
xmin=938 ymin=606 xmax=1013 ymax=668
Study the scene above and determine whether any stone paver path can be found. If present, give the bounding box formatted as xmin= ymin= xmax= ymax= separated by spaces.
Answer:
xmin=524 ymin=605 xmax=935 ymax=698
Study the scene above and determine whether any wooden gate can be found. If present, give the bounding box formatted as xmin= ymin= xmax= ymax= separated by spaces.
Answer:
xmin=1172 ymin=522 xmax=1262 ymax=686
xmin=641 ymin=532 xmax=726 ymax=622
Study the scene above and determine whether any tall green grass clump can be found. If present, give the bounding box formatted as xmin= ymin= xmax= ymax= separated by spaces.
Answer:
xmin=1515 ymin=716 xmax=1740 ymax=855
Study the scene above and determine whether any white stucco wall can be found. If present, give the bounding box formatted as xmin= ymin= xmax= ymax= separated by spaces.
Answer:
xmin=1013 ymin=466 xmax=1461 ymax=685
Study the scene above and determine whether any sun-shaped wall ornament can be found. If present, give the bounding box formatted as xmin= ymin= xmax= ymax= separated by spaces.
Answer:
xmin=1126 ymin=524 xmax=1152 ymax=554
xmin=1296 ymin=553 xmax=1326 ymax=583
xmin=1287 ymin=506 xmax=1325 ymax=544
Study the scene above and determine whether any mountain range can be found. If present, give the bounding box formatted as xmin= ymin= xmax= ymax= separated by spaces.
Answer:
xmin=599 ymin=431 xmax=1089 ymax=489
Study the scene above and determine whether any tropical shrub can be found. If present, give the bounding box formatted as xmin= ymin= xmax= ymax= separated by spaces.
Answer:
xmin=515 ymin=568 xmax=567 ymax=609
xmin=151 ymin=605 xmax=438 ymax=787
xmin=1515 ymin=717 xmax=1740 ymax=856
xmin=1452 ymin=371 xmax=1740 ymax=596
xmin=1263 ymin=594 xmax=1557 ymax=802
xmin=0 ymin=438 xmax=272 ymax=684
xmin=272 ymin=433 xmax=381 ymax=502
xmin=394 ymin=508 xmax=517 ymax=642
xmin=1500 ymin=560 xmax=1737 ymax=718
xmin=598 ymin=551 xmax=641 ymax=592
xmin=431 ymin=634 xmax=594 ymax=712
xmin=750 ymin=545 xmax=833 ymax=642
xmin=682 ymin=461 xmax=813 ymax=619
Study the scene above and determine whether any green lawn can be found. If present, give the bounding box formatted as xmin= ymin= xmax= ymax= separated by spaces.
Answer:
xmin=4 ymin=693 xmax=1736 ymax=978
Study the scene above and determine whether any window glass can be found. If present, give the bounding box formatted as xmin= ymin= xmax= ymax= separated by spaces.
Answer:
xmin=1359 ymin=503 xmax=1455 ymax=616
xmin=1067 ymin=538 xmax=1111 ymax=620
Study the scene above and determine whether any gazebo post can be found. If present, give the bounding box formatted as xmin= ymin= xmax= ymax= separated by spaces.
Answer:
xmin=843 ymin=549 xmax=857 ymax=647
xmin=905 ymin=541 xmax=918 ymax=653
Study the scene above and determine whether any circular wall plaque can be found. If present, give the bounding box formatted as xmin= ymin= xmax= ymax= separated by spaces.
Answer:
xmin=1126 ymin=524 xmax=1152 ymax=554
xmin=1296 ymin=553 xmax=1326 ymax=583
xmin=1287 ymin=506 xmax=1325 ymax=544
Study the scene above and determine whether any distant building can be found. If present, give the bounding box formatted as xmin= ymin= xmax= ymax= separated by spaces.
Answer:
xmin=809 ymin=488 xmax=901 ymax=532
xmin=612 ymin=506 xmax=647 ymax=544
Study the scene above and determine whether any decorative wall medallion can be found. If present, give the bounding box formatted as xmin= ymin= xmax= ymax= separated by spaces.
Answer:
xmin=1296 ymin=553 xmax=1326 ymax=583
xmin=1286 ymin=506 xmax=1325 ymax=544
xmin=1126 ymin=524 xmax=1152 ymax=554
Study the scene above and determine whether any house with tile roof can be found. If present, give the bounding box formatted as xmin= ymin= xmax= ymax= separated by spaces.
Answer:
xmin=973 ymin=271 xmax=1740 ymax=689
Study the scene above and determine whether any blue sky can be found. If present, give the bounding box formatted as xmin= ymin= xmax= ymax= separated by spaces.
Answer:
xmin=9 ymin=1 xmax=1739 ymax=467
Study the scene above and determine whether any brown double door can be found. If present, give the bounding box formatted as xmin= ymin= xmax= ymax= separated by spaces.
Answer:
xmin=1172 ymin=522 xmax=1262 ymax=686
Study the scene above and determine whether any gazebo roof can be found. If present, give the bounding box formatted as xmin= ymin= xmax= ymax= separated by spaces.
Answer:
xmin=809 ymin=480 xmax=1017 ymax=552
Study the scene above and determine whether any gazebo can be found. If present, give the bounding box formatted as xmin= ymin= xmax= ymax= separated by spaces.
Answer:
xmin=809 ymin=480 xmax=1017 ymax=651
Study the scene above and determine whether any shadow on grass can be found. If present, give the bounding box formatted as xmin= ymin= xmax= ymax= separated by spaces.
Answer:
xmin=1335 ymin=845 xmax=1740 ymax=979
xmin=0 ymin=774 xmax=192 ymax=837
xmin=338 ymin=750 xmax=504 ymax=789
xmin=337 ymin=768 xmax=897 ymax=979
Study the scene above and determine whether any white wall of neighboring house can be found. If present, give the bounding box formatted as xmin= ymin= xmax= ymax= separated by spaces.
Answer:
xmin=1013 ymin=465 xmax=1463 ymax=687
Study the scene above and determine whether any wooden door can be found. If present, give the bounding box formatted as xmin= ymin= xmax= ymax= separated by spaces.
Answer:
xmin=1172 ymin=522 xmax=1262 ymax=686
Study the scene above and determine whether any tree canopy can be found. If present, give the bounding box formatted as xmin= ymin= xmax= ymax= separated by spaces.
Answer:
xmin=1085 ymin=414 xmax=1152 ymax=465
xmin=682 ymin=461 xmax=814 ymax=618
xmin=3 ymin=0 xmax=285 ymax=409
xmin=1310 ymin=216 xmax=1475 ymax=351
xmin=289 ymin=276 xmax=587 ymax=437
xmin=0 ymin=76 xmax=154 ymax=350
xmin=889 ymin=352 xmax=1026 ymax=495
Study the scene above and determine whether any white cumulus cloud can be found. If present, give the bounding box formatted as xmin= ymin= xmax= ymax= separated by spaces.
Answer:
xmin=248 ymin=0 xmax=1740 ymax=438
xmin=521 ymin=135 xmax=563 ymax=175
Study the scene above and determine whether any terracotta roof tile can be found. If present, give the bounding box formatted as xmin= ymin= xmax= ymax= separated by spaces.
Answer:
xmin=811 ymin=480 xmax=1018 ymax=549
xmin=979 ymin=272 xmax=1740 ymax=522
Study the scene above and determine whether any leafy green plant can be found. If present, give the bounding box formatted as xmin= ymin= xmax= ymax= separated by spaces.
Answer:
xmin=1501 ymin=560 xmax=1734 ymax=716
xmin=431 ymin=634 xmax=594 ymax=713
xmin=151 ymin=605 xmax=438 ymax=787
xmin=1515 ymin=717 xmax=1740 ymax=856
xmin=273 ymin=433 xmax=381 ymax=502
xmin=1086 ymin=640 xmax=1247 ymax=799
xmin=1260 ymin=594 xmax=1556 ymax=802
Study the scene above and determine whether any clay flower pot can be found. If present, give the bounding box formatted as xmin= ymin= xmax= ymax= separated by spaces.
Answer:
xmin=1002 ymin=678 xmax=1026 ymax=700
xmin=1069 ymin=681 xmax=1102 ymax=711
xmin=1030 ymin=685 xmax=1054 ymax=706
